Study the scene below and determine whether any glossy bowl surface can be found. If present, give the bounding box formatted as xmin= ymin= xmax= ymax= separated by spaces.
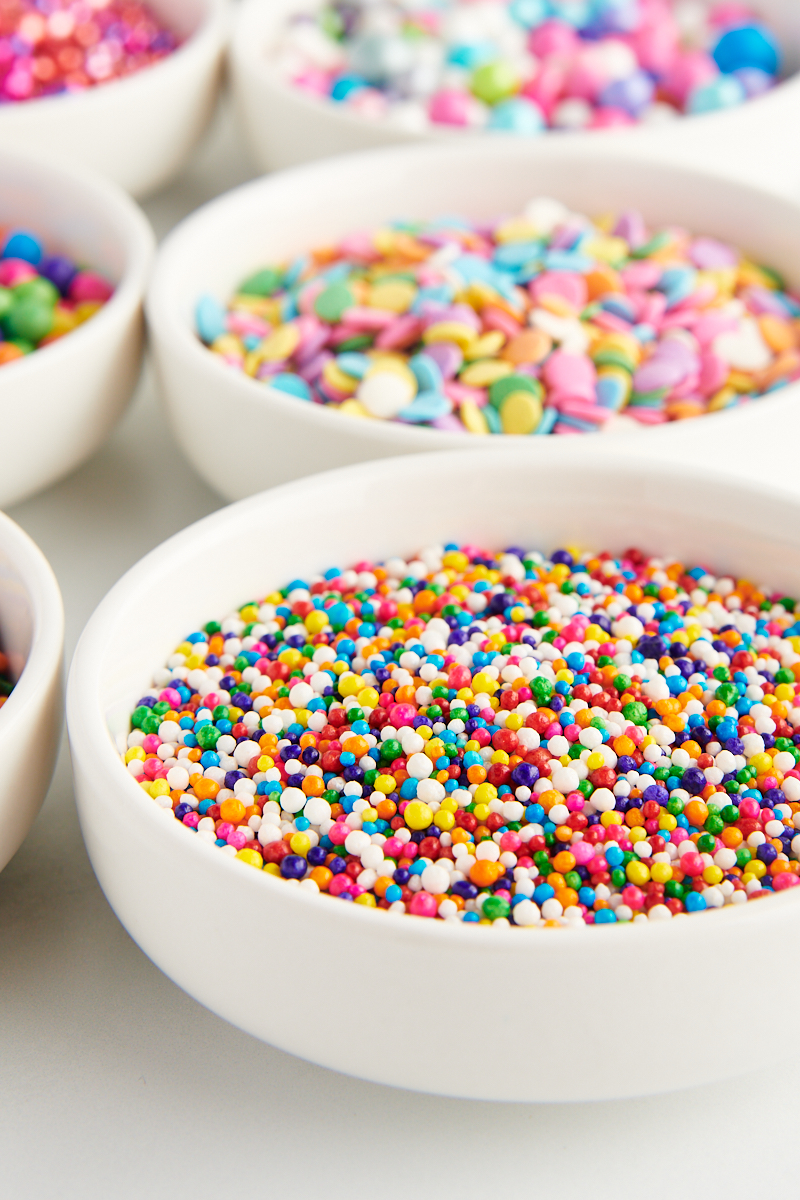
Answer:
xmin=148 ymin=139 xmax=800 ymax=503
xmin=231 ymin=0 xmax=800 ymax=198
xmin=0 ymin=511 xmax=64 ymax=873
xmin=68 ymin=445 xmax=800 ymax=1101
xmin=0 ymin=148 xmax=155 ymax=508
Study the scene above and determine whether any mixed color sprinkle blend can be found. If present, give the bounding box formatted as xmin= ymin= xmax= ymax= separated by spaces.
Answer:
xmin=0 ymin=0 xmax=180 ymax=102
xmin=0 ymin=226 xmax=113 ymax=365
xmin=196 ymin=199 xmax=800 ymax=436
xmin=0 ymin=648 xmax=13 ymax=710
xmin=275 ymin=0 xmax=781 ymax=133
xmin=125 ymin=543 xmax=800 ymax=927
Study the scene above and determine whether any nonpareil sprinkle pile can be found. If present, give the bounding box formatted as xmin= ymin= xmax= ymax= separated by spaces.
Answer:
xmin=124 ymin=543 xmax=800 ymax=927
xmin=274 ymin=0 xmax=782 ymax=133
xmin=0 ymin=226 xmax=114 ymax=365
xmin=0 ymin=0 xmax=180 ymax=102
xmin=196 ymin=199 xmax=800 ymax=435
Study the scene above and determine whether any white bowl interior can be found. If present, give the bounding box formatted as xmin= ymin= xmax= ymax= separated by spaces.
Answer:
xmin=151 ymin=0 xmax=209 ymax=42
xmin=0 ymin=537 xmax=34 ymax=686
xmin=1 ymin=161 xmax=131 ymax=286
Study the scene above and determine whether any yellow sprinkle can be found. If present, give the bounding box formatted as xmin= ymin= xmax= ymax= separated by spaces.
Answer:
xmin=697 ymin=268 xmax=736 ymax=300
xmin=500 ymin=389 xmax=542 ymax=435
xmin=592 ymin=332 xmax=642 ymax=361
xmin=460 ymin=359 xmax=513 ymax=387
xmin=211 ymin=333 xmax=244 ymax=360
xmin=464 ymin=330 xmax=506 ymax=360
xmin=260 ymin=323 xmax=301 ymax=362
xmin=536 ymin=294 xmax=577 ymax=317
xmin=51 ymin=307 xmax=79 ymax=336
xmin=459 ymin=400 xmax=489 ymax=434
xmin=423 ymin=321 xmax=478 ymax=350
xmin=727 ymin=371 xmax=756 ymax=393
xmin=593 ymin=212 xmax=616 ymax=234
xmin=74 ymin=301 xmax=102 ymax=324
xmin=494 ymin=218 xmax=540 ymax=244
xmin=462 ymin=280 xmax=502 ymax=309
xmin=708 ymin=386 xmax=737 ymax=412
xmin=230 ymin=295 xmax=282 ymax=323
xmin=583 ymin=236 xmax=629 ymax=265
xmin=367 ymin=354 xmax=418 ymax=388
xmin=237 ymin=848 xmax=265 ymax=869
xmin=368 ymin=280 xmax=417 ymax=313
xmin=737 ymin=260 xmax=778 ymax=290
xmin=338 ymin=399 xmax=374 ymax=419
xmin=323 ymin=360 xmax=359 ymax=394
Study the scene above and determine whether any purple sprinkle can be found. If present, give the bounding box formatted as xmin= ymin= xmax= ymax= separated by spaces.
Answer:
xmin=613 ymin=210 xmax=648 ymax=249
xmin=689 ymin=237 xmax=739 ymax=270
xmin=431 ymin=414 xmax=465 ymax=432
xmin=424 ymin=341 xmax=463 ymax=378
xmin=634 ymin=357 xmax=689 ymax=392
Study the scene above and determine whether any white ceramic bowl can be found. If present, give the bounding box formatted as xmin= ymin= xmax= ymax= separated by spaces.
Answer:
xmin=147 ymin=139 xmax=800 ymax=504
xmin=0 ymin=0 xmax=227 ymax=199
xmin=231 ymin=0 xmax=800 ymax=198
xmin=68 ymin=446 xmax=800 ymax=1102
xmin=0 ymin=148 xmax=155 ymax=509
xmin=0 ymin=511 xmax=64 ymax=874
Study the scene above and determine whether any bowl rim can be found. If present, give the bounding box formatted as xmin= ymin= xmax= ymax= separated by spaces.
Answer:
xmin=0 ymin=0 xmax=229 ymax=126
xmin=0 ymin=511 xmax=64 ymax=749
xmin=0 ymin=146 xmax=155 ymax=382
xmin=147 ymin=135 xmax=800 ymax=452
xmin=230 ymin=0 xmax=800 ymax=140
xmin=67 ymin=445 xmax=800 ymax=949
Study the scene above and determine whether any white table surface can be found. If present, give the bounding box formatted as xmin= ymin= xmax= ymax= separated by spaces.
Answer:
xmin=2 ymin=96 xmax=798 ymax=1200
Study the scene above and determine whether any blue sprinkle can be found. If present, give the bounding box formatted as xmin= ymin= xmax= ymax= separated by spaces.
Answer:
xmin=398 ymin=390 xmax=452 ymax=423
xmin=2 ymin=230 xmax=43 ymax=265
xmin=195 ymin=294 xmax=226 ymax=344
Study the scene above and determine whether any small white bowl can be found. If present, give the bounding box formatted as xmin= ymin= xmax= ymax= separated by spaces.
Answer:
xmin=0 ymin=148 xmax=155 ymax=509
xmin=0 ymin=0 xmax=227 ymax=199
xmin=147 ymin=139 xmax=800 ymax=504
xmin=67 ymin=446 xmax=800 ymax=1101
xmin=231 ymin=0 xmax=800 ymax=198
xmin=0 ymin=511 xmax=64 ymax=874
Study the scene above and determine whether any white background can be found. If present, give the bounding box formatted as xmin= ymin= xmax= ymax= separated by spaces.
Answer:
xmin=1 ymin=98 xmax=797 ymax=1200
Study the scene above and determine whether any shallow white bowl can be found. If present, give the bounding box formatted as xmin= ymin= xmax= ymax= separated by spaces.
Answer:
xmin=0 ymin=511 xmax=64 ymax=874
xmin=147 ymin=140 xmax=800 ymax=504
xmin=0 ymin=148 xmax=155 ymax=509
xmin=231 ymin=0 xmax=800 ymax=198
xmin=0 ymin=0 xmax=227 ymax=199
xmin=68 ymin=446 xmax=800 ymax=1102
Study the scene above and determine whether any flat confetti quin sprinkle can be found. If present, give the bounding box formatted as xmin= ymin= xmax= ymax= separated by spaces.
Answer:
xmin=124 ymin=544 xmax=800 ymax=927
xmin=0 ymin=226 xmax=114 ymax=365
xmin=272 ymin=0 xmax=782 ymax=134
xmin=0 ymin=0 xmax=180 ymax=103
xmin=195 ymin=200 xmax=800 ymax=436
